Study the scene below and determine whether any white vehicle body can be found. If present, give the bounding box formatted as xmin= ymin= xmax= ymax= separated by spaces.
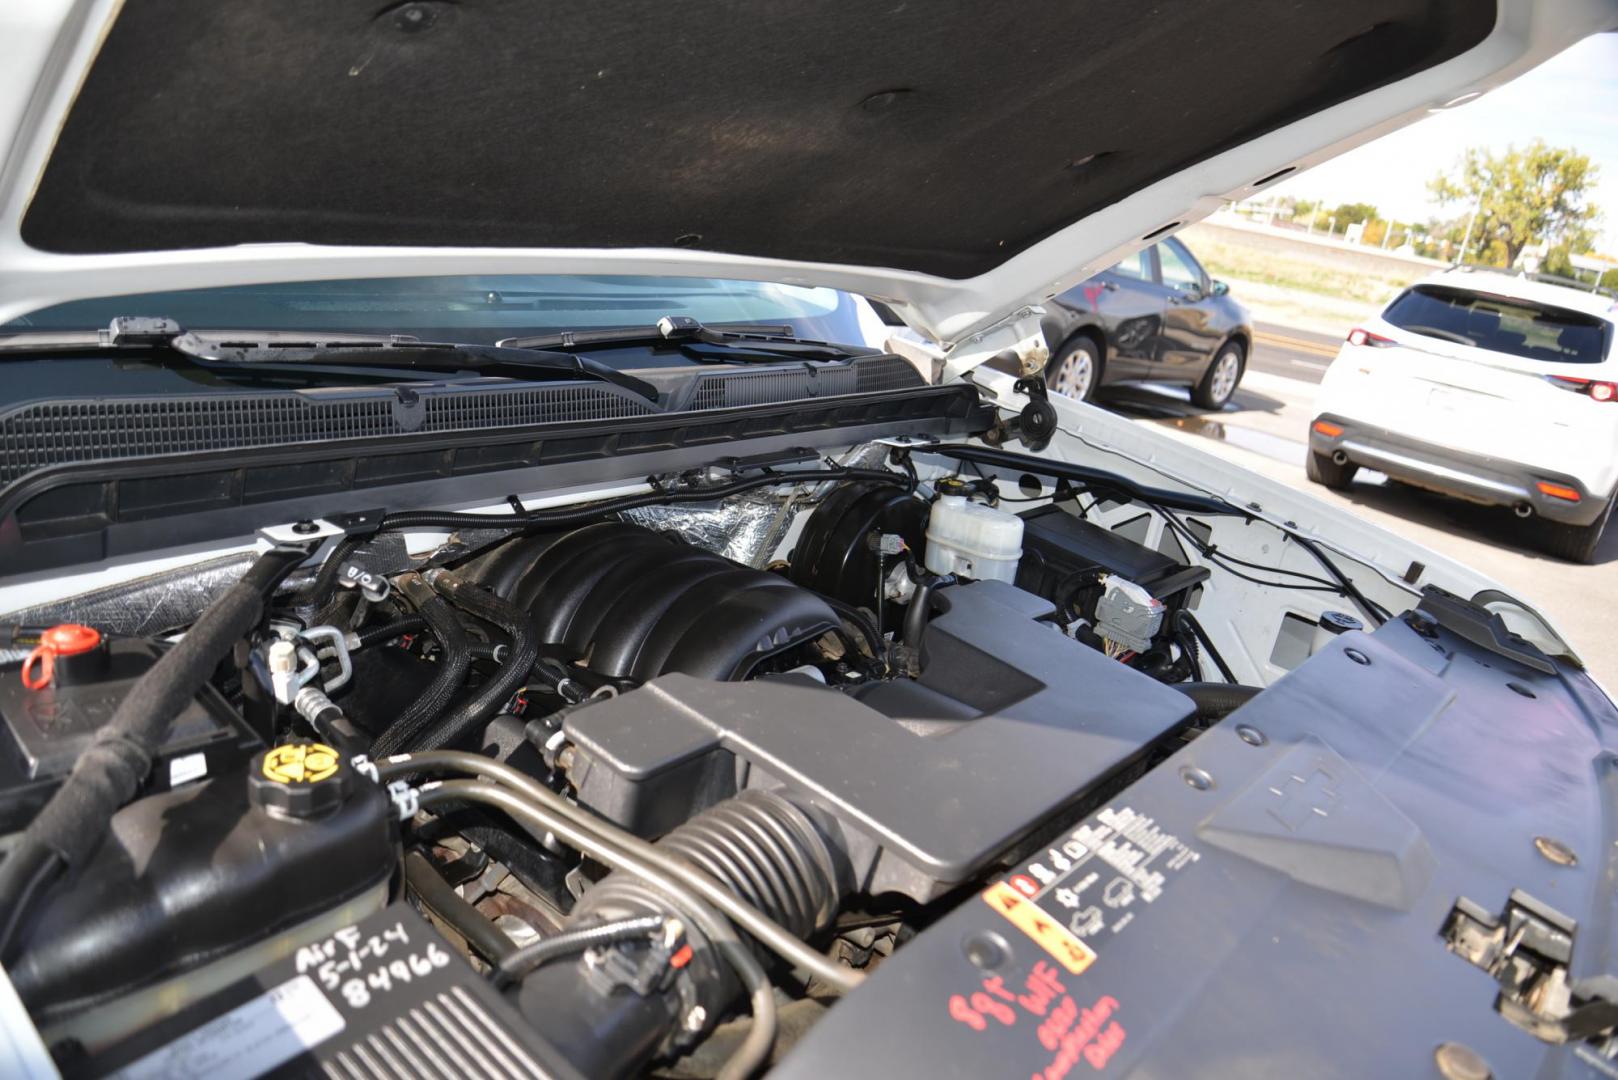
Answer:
xmin=6 ymin=4 xmax=1618 ymax=1078
xmin=1311 ymin=268 xmax=1618 ymax=557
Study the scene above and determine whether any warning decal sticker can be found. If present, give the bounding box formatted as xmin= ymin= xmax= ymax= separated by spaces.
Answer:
xmin=982 ymin=882 xmax=1097 ymax=975
xmin=991 ymin=805 xmax=1202 ymax=960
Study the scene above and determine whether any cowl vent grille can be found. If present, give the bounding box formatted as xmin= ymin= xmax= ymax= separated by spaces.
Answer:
xmin=0 ymin=384 xmax=652 ymax=486
xmin=0 ymin=355 xmax=925 ymax=488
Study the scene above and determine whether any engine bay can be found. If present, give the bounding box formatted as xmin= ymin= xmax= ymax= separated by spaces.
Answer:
xmin=0 ymin=437 xmax=1522 ymax=1077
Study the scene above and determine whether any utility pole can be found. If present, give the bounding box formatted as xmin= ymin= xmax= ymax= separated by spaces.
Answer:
xmin=1457 ymin=193 xmax=1483 ymax=265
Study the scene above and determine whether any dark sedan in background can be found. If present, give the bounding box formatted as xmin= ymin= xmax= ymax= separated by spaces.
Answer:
xmin=1042 ymin=236 xmax=1253 ymax=409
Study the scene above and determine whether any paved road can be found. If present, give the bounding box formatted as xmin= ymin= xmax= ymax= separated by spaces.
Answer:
xmin=1097 ymin=325 xmax=1618 ymax=691
xmin=1246 ymin=323 xmax=1338 ymax=383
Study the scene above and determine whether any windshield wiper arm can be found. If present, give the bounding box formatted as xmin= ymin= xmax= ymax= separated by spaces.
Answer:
xmin=169 ymin=331 xmax=661 ymax=403
xmin=499 ymin=315 xmax=866 ymax=362
xmin=0 ymin=317 xmax=661 ymax=404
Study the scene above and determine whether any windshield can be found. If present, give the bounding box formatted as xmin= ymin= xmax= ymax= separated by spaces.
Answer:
xmin=2 ymin=275 xmax=877 ymax=353
xmin=1381 ymin=284 xmax=1612 ymax=365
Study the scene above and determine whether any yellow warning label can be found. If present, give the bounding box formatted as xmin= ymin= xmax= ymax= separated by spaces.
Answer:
xmin=982 ymin=881 xmax=1097 ymax=975
xmin=262 ymin=743 xmax=340 ymax=784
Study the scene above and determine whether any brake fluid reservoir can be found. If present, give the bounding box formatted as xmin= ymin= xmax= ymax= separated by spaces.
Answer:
xmin=923 ymin=495 xmax=1024 ymax=582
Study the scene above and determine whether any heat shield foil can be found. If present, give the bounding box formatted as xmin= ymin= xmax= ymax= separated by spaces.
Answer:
xmin=0 ymin=552 xmax=257 ymax=661
xmin=621 ymin=444 xmax=895 ymax=566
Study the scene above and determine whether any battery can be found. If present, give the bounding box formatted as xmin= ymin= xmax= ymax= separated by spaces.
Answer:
xmin=69 ymin=903 xmax=582 ymax=1080
xmin=0 ymin=634 xmax=260 ymax=834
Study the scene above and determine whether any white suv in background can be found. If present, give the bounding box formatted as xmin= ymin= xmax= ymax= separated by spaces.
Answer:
xmin=1310 ymin=268 xmax=1617 ymax=563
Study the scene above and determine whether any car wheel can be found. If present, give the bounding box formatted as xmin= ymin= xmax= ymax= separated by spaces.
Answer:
xmin=1046 ymin=335 xmax=1102 ymax=401
xmin=1306 ymin=450 xmax=1358 ymax=490
xmin=1535 ymin=491 xmax=1614 ymax=565
xmin=1191 ymin=341 xmax=1244 ymax=409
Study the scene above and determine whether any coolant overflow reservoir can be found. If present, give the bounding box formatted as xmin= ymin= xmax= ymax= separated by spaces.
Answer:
xmin=923 ymin=495 xmax=1024 ymax=582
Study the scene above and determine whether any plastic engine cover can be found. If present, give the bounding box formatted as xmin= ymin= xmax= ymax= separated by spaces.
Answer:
xmin=772 ymin=620 xmax=1618 ymax=1079
xmin=562 ymin=581 xmax=1196 ymax=900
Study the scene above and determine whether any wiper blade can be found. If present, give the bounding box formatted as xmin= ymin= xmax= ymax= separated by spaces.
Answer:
xmin=0 ymin=317 xmax=661 ymax=404
xmin=499 ymin=315 xmax=866 ymax=363
xmin=170 ymin=331 xmax=661 ymax=403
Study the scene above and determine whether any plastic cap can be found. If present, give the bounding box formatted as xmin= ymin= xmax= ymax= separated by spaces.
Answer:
xmin=249 ymin=742 xmax=352 ymax=819
xmin=21 ymin=623 xmax=102 ymax=690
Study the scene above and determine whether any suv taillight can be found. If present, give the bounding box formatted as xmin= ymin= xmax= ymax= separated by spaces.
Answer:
xmin=1346 ymin=327 xmax=1395 ymax=348
xmin=1546 ymin=375 xmax=1618 ymax=402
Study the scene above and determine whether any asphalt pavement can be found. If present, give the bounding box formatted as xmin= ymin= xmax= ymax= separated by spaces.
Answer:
xmin=1097 ymin=324 xmax=1618 ymax=692
xmin=1245 ymin=322 xmax=1338 ymax=383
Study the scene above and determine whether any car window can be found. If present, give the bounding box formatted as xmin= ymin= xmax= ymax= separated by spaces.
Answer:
xmin=1108 ymin=250 xmax=1151 ymax=282
xmin=1 ymin=275 xmax=873 ymax=354
xmin=1381 ymin=285 xmax=1611 ymax=365
xmin=1156 ymin=240 xmax=1204 ymax=290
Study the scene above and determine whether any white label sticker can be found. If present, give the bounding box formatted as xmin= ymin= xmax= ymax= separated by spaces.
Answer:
xmin=110 ymin=974 xmax=344 ymax=1080
xmin=168 ymin=752 xmax=208 ymax=788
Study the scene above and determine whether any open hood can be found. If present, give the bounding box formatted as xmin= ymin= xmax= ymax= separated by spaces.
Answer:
xmin=0 ymin=0 xmax=1614 ymax=346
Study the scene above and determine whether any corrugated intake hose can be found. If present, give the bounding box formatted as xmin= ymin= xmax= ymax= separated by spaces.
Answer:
xmin=524 ymin=788 xmax=841 ymax=1080
xmin=632 ymin=789 xmax=841 ymax=941
xmin=407 ymin=779 xmax=777 ymax=1080
xmin=375 ymin=751 xmax=859 ymax=993
xmin=0 ymin=545 xmax=306 ymax=959
xmin=1175 ymin=681 xmax=1264 ymax=721
xmin=369 ymin=579 xmax=472 ymax=756
xmin=390 ymin=570 xmax=539 ymax=754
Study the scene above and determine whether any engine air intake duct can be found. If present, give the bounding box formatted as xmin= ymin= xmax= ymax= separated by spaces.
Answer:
xmin=513 ymin=789 xmax=844 ymax=1078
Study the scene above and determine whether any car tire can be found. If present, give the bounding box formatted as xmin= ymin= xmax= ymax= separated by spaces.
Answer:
xmin=1046 ymin=335 xmax=1102 ymax=402
xmin=1306 ymin=450 xmax=1358 ymax=490
xmin=1535 ymin=492 xmax=1614 ymax=565
xmin=1191 ymin=341 xmax=1244 ymax=410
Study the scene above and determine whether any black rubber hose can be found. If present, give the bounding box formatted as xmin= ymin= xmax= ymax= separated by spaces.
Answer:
xmin=397 ymin=571 xmax=539 ymax=754
xmin=353 ymin=615 xmax=428 ymax=650
xmin=924 ymin=444 xmax=1240 ymax=516
xmin=369 ymin=585 xmax=472 ymax=756
xmin=900 ymin=575 xmax=954 ymax=651
xmin=901 ymin=582 xmax=934 ymax=651
xmin=403 ymin=850 xmax=516 ymax=966
xmin=292 ymin=533 xmax=363 ymax=605
xmin=1175 ymin=681 xmax=1263 ymax=721
xmin=1179 ymin=628 xmax=1200 ymax=668
xmin=1178 ymin=611 xmax=1237 ymax=683
xmin=0 ymin=545 xmax=305 ymax=958
xmin=493 ymin=915 xmax=666 ymax=987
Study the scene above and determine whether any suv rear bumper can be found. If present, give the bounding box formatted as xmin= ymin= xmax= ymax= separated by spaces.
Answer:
xmin=1310 ymin=413 xmax=1609 ymax=526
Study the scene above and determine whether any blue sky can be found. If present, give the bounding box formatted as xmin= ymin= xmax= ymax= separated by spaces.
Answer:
xmin=1269 ymin=33 xmax=1618 ymax=253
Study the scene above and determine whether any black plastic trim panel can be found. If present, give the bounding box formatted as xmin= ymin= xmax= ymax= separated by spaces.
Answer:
xmin=0 ymin=384 xmax=988 ymax=578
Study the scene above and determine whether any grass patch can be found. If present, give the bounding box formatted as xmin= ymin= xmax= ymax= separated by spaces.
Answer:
xmin=1186 ymin=232 xmax=1423 ymax=306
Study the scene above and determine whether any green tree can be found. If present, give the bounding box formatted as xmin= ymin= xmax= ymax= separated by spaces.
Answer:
xmin=1429 ymin=140 xmax=1602 ymax=267
xmin=1330 ymin=202 xmax=1379 ymax=234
